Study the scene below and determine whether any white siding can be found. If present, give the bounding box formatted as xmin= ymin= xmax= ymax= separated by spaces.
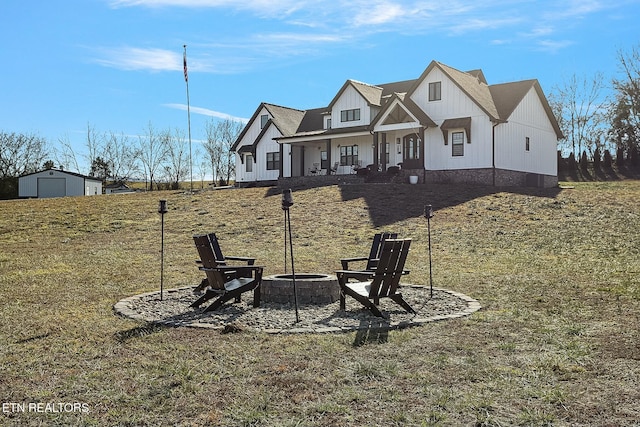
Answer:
xmin=331 ymin=85 xmax=371 ymax=129
xmin=412 ymin=67 xmax=494 ymax=170
xmin=495 ymin=87 xmax=558 ymax=175
xmin=254 ymin=126 xmax=282 ymax=181
xmin=235 ymin=107 xmax=283 ymax=183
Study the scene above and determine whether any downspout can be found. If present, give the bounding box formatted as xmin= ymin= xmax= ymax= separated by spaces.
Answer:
xmin=492 ymin=121 xmax=497 ymax=186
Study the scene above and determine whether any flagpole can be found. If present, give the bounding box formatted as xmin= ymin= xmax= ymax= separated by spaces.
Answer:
xmin=183 ymin=44 xmax=193 ymax=193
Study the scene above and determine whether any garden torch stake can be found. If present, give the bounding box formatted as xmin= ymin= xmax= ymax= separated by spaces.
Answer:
xmin=425 ymin=204 xmax=434 ymax=298
xmin=282 ymin=189 xmax=299 ymax=323
xmin=159 ymin=200 xmax=168 ymax=301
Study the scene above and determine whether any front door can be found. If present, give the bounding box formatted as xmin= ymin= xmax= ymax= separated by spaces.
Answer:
xmin=402 ymin=133 xmax=421 ymax=169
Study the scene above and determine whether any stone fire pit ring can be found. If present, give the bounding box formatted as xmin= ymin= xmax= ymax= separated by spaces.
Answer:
xmin=261 ymin=273 xmax=339 ymax=304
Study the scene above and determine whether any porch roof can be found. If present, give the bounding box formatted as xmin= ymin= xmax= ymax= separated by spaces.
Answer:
xmin=275 ymin=125 xmax=371 ymax=144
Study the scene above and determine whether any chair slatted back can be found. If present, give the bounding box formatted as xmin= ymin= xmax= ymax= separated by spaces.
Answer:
xmin=194 ymin=234 xmax=226 ymax=291
xmin=368 ymin=239 xmax=411 ymax=300
xmin=207 ymin=233 xmax=226 ymax=263
xmin=366 ymin=232 xmax=398 ymax=270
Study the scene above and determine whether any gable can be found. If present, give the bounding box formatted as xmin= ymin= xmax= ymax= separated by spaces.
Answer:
xmin=231 ymin=103 xmax=304 ymax=151
xmin=408 ymin=61 xmax=500 ymax=121
xmin=490 ymin=80 xmax=563 ymax=139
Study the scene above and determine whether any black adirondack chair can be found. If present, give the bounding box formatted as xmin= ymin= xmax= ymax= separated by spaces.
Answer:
xmin=337 ymin=238 xmax=414 ymax=318
xmin=191 ymin=234 xmax=262 ymax=312
xmin=193 ymin=233 xmax=256 ymax=292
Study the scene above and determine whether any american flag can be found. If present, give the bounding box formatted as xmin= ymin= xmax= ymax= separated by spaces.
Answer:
xmin=183 ymin=51 xmax=188 ymax=82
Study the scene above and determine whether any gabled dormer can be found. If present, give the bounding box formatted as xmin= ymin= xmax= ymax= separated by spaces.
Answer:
xmin=326 ymin=79 xmax=383 ymax=129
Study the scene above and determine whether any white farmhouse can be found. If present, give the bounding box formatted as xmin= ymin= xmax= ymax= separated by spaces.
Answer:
xmin=232 ymin=60 xmax=562 ymax=188
xmin=18 ymin=169 xmax=103 ymax=198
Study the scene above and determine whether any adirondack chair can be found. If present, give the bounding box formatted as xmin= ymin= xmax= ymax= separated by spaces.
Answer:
xmin=340 ymin=232 xmax=398 ymax=271
xmin=336 ymin=238 xmax=414 ymax=318
xmin=193 ymin=233 xmax=256 ymax=292
xmin=191 ymin=234 xmax=263 ymax=312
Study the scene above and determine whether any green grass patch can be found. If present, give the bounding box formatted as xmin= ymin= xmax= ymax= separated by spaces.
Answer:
xmin=1 ymin=181 xmax=639 ymax=425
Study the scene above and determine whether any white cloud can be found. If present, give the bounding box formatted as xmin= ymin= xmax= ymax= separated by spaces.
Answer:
xmin=163 ymin=103 xmax=249 ymax=123
xmin=93 ymin=47 xmax=180 ymax=71
xmin=535 ymin=39 xmax=575 ymax=54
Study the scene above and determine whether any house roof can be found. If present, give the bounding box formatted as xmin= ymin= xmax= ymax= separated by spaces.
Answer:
xmin=237 ymin=60 xmax=562 ymax=147
xmin=328 ymin=80 xmax=384 ymax=110
xmin=231 ymin=102 xmax=306 ymax=152
xmin=405 ymin=61 xmax=499 ymax=121
xmin=370 ymin=92 xmax=437 ymax=129
xmin=490 ymin=80 xmax=563 ymax=139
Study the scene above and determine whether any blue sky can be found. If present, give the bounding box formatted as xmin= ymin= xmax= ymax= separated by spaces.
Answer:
xmin=1 ymin=0 xmax=639 ymax=170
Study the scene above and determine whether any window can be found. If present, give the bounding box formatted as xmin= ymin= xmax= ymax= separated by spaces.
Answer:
xmin=326 ymin=118 xmax=332 ymax=129
xmin=429 ymin=81 xmax=441 ymax=101
xmin=340 ymin=108 xmax=361 ymax=122
xmin=340 ymin=145 xmax=358 ymax=166
xmin=383 ymin=142 xmax=390 ymax=164
xmin=320 ymin=151 xmax=328 ymax=170
xmin=260 ymin=114 xmax=269 ymax=129
xmin=266 ymin=152 xmax=280 ymax=170
xmin=452 ymin=132 xmax=464 ymax=156
xmin=526 ymin=137 xmax=530 ymax=152
xmin=245 ymin=154 xmax=253 ymax=172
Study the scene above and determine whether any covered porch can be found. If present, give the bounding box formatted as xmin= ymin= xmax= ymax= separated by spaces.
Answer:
xmin=278 ymin=127 xmax=426 ymax=178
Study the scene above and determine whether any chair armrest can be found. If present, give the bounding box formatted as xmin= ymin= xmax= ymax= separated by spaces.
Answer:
xmin=335 ymin=269 xmax=374 ymax=281
xmin=340 ymin=256 xmax=368 ymax=270
xmin=201 ymin=265 xmax=264 ymax=279
xmin=340 ymin=257 xmax=368 ymax=262
xmin=224 ymin=256 xmax=256 ymax=265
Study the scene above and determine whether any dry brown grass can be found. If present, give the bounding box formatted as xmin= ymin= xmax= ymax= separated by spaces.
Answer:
xmin=1 ymin=181 xmax=639 ymax=426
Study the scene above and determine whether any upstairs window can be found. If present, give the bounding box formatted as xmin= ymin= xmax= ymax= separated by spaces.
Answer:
xmin=340 ymin=108 xmax=361 ymax=122
xmin=325 ymin=118 xmax=332 ymax=129
xmin=260 ymin=114 xmax=269 ymax=129
xmin=429 ymin=81 xmax=441 ymax=101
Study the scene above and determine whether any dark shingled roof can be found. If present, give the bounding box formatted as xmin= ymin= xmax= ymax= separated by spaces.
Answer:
xmin=236 ymin=60 xmax=562 ymax=146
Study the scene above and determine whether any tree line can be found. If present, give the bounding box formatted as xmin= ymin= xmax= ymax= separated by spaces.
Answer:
xmin=551 ymin=43 xmax=640 ymax=169
xmin=0 ymin=118 xmax=242 ymax=199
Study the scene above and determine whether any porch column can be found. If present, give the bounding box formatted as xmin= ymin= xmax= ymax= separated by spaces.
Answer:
xmin=372 ymin=132 xmax=379 ymax=171
xmin=419 ymin=127 xmax=425 ymax=169
xmin=325 ymin=139 xmax=331 ymax=173
xmin=381 ymin=132 xmax=387 ymax=172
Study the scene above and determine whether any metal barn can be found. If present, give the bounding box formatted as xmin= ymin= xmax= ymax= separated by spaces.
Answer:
xmin=18 ymin=169 xmax=103 ymax=198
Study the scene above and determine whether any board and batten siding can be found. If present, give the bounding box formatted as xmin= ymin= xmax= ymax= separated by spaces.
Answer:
xmin=235 ymin=119 xmax=283 ymax=183
xmin=330 ymin=85 xmax=371 ymax=129
xmin=413 ymin=67 xmax=495 ymax=170
xmin=495 ymin=87 xmax=558 ymax=176
xmin=254 ymin=125 xmax=282 ymax=182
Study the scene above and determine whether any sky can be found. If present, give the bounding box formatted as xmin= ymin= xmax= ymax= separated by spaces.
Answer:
xmin=1 ymin=0 xmax=639 ymax=172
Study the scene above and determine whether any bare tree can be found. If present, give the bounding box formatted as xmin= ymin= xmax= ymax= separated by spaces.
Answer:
xmin=163 ymin=128 xmax=190 ymax=190
xmin=104 ymin=131 xmax=139 ymax=183
xmin=611 ymin=44 xmax=640 ymax=158
xmin=550 ymin=73 xmax=609 ymax=158
xmin=136 ymin=122 xmax=169 ymax=191
xmin=55 ymin=133 xmax=82 ymax=173
xmin=0 ymin=131 xmax=49 ymax=178
xmin=203 ymin=118 xmax=242 ymax=185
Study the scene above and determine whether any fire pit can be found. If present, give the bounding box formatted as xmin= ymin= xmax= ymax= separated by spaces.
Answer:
xmin=261 ymin=273 xmax=339 ymax=304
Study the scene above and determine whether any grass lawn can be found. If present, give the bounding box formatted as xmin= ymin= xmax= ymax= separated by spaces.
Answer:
xmin=1 ymin=181 xmax=639 ymax=426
